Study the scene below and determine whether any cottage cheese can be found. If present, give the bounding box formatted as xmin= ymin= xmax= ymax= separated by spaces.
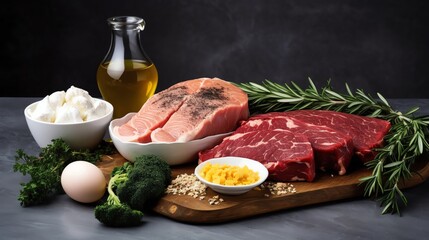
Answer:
xmin=29 ymin=86 xmax=108 ymax=123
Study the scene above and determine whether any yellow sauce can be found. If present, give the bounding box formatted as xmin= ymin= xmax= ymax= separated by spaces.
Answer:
xmin=200 ymin=163 xmax=260 ymax=186
xmin=97 ymin=60 xmax=158 ymax=118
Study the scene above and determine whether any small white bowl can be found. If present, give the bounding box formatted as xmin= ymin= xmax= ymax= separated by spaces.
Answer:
xmin=194 ymin=156 xmax=269 ymax=195
xmin=24 ymin=98 xmax=113 ymax=149
xmin=109 ymin=113 xmax=231 ymax=165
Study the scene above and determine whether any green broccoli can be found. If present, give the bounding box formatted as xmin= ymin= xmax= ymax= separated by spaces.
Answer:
xmin=116 ymin=155 xmax=172 ymax=211
xmin=94 ymin=154 xmax=171 ymax=227
xmin=94 ymin=166 xmax=144 ymax=227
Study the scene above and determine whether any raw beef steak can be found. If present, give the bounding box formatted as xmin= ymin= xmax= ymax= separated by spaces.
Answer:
xmin=253 ymin=110 xmax=391 ymax=162
xmin=199 ymin=129 xmax=316 ymax=182
xmin=237 ymin=115 xmax=354 ymax=175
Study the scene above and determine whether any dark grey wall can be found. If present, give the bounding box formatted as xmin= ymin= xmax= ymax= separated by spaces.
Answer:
xmin=2 ymin=0 xmax=428 ymax=98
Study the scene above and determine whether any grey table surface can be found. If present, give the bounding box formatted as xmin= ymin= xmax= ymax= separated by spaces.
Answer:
xmin=1 ymin=97 xmax=429 ymax=240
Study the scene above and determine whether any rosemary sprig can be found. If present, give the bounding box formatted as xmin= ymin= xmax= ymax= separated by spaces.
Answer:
xmin=236 ymin=78 xmax=429 ymax=214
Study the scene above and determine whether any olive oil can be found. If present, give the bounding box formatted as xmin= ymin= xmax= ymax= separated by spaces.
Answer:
xmin=97 ymin=60 xmax=158 ymax=118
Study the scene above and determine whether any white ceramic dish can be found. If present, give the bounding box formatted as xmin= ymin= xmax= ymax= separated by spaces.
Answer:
xmin=109 ymin=113 xmax=231 ymax=165
xmin=24 ymin=98 xmax=113 ymax=149
xmin=194 ymin=156 xmax=269 ymax=195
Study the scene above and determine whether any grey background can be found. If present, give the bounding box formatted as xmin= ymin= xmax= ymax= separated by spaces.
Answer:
xmin=2 ymin=0 xmax=428 ymax=98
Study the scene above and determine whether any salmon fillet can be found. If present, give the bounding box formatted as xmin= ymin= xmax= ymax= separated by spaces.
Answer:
xmin=113 ymin=77 xmax=249 ymax=143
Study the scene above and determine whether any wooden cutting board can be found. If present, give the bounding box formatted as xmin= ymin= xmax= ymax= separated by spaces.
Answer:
xmin=97 ymin=153 xmax=429 ymax=224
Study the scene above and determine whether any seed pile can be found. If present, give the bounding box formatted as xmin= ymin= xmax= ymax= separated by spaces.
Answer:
xmin=165 ymin=173 xmax=207 ymax=198
xmin=165 ymin=173 xmax=227 ymax=205
xmin=208 ymin=195 xmax=224 ymax=205
xmin=261 ymin=182 xmax=296 ymax=197
xmin=166 ymin=173 xmax=297 ymax=204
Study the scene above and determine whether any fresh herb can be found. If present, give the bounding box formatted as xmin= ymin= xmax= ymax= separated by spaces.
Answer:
xmin=236 ymin=78 xmax=429 ymax=214
xmin=13 ymin=139 xmax=115 ymax=207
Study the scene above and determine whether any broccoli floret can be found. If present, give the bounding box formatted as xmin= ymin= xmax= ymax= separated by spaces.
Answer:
xmin=94 ymin=155 xmax=171 ymax=227
xmin=117 ymin=155 xmax=172 ymax=211
xmin=94 ymin=170 xmax=144 ymax=227
xmin=94 ymin=201 xmax=143 ymax=227
xmin=133 ymin=154 xmax=172 ymax=186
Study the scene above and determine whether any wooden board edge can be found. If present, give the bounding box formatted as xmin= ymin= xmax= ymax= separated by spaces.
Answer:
xmin=153 ymin=159 xmax=429 ymax=224
xmin=153 ymin=183 xmax=364 ymax=223
xmin=97 ymin=152 xmax=429 ymax=224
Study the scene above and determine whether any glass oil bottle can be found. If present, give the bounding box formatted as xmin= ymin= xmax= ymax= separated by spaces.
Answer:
xmin=97 ymin=16 xmax=158 ymax=119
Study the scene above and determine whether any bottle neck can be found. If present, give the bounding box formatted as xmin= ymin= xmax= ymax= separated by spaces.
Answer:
xmin=110 ymin=29 xmax=145 ymax=61
xmin=102 ymin=16 xmax=151 ymax=64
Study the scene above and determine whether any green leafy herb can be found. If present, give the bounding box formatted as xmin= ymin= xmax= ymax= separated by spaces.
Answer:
xmin=236 ymin=78 xmax=429 ymax=214
xmin=13 ymin=139 xmax=115 ymax=207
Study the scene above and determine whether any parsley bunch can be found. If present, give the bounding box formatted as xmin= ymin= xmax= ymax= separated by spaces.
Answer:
xmin=13 ymin=139 xmax=115 ymax=207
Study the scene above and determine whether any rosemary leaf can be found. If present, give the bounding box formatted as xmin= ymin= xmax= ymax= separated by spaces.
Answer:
xmin=345 ymin=83 xmax=354 ymax=97
xmin=377 ymin=93 xmax=391 ymax=107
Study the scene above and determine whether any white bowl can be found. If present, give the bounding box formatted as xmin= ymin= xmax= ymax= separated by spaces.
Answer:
xmin=109 ymin=113 xmax=231 ymax=165
xmin=24 ymin=98 xmax=113 ymax=149
xmin=194 ymin=156 xmax=269 ymax=195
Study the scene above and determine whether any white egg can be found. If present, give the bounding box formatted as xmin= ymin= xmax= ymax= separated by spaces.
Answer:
xmin=61 ymin=161 xmax=107 ymax=203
